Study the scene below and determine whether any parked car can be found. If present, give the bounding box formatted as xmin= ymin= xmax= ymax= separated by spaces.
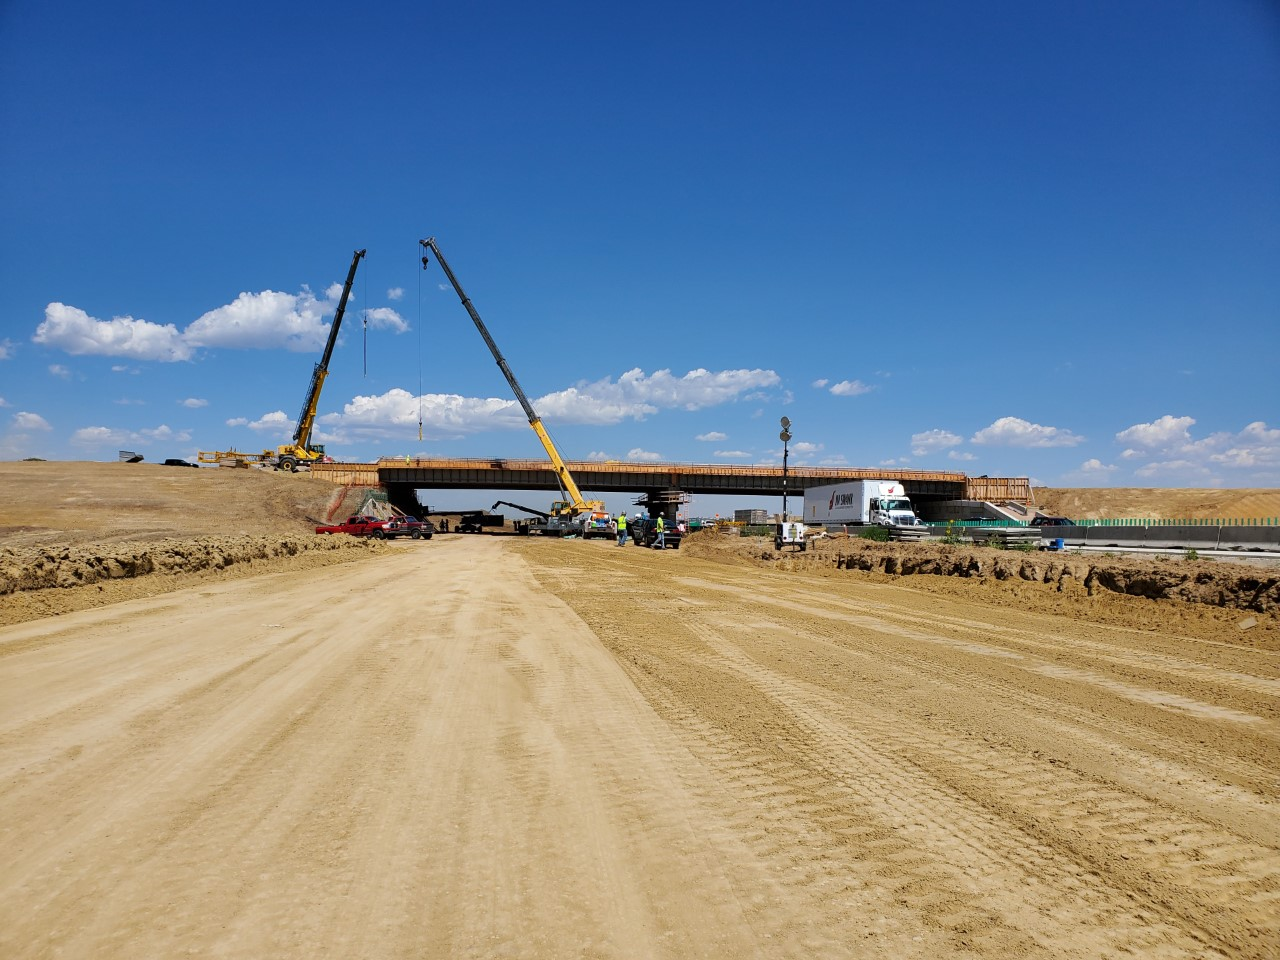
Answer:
xmin=1031 ymin=516 xmax=1076 ymax=526
xmin=162 ymin=458 xmax=199 ymax=468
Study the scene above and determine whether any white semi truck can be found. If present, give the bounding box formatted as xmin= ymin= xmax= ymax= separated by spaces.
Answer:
xmin=804 ymin=480 xmax=926 ymax=528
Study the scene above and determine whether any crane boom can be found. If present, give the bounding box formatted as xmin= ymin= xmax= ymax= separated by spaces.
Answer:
xmin=420 ymin=237 xmax=594 ymax=514
xmin=199 ymin=247 xmax=365 ymax=472
xmin=292 ymin=248 xmax=366 ymax=454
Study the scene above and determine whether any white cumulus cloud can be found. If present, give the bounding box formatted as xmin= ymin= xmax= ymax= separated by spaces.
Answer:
xmin=244 ymin=411 xmax=295 ymax=436
xmin=971 ymin=416 xmax=1084 ymax=448
xmin=714 ymin=449 xmax=752 ymax=458
xmin=361 ymin=307 xmax=409 ymax=332
xmin=829 ymin=380 xmax=872 ymax=397
xmin=315 ymin=389 xmax=523 ymax=444
xmin=185 ymin=288 xmax=337 ymax=352
xmin=1115 ymin=415 xmax=1195 ymax=450
xmin=387 ymin=287 xmax=404 ymax=301
xmin=696 ymin=431 xmax=727 ymax=442
xmin=68 ymin=422 xmax=189 ymax=447
xmin=911 ymin=429 xmax=962 ymax=456
xmin=13 ymin=411 xmax=51 ymax=431
xmin=627 ymin=448 xmax=662 ymax=461
xmin=71 ymin=426 xmax=130 ymax=446
xmin=0 ymin=338 xmax=14 ymax=360
xmin=35 ymin=304 xmax=193 ymax=361
xmin=1080 ymin=458 xmax=1117 ymax=474
xmin=181 ymin=398 xmax=208 ymax=408
xmin=37 ymin=267 xmax=407 ymax=362
xmin=1113 ymin=417 xmax=1278 ymax=480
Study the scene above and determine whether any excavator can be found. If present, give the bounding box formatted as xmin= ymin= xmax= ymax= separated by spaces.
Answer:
xmin=421 ymin=237 xmax=604 ymax=529
xmin=200 ymin=248 xmax=365 ymax=471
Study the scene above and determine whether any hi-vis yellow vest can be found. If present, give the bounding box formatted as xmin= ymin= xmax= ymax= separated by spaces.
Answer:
xmin=617 ymin=515 xmax=626 ymax=530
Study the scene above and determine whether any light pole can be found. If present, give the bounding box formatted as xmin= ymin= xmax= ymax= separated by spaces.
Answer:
xmin=779 ymin=417 xmax=792 ymax=522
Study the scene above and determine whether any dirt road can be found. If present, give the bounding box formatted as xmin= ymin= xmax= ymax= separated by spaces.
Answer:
xmin=2 ymin=536 xmax=1277 ymax=959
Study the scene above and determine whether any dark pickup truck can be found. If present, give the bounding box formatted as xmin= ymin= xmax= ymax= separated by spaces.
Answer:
xmin=395 ymin=516 xmax=435 ymax=540
xmin=630 ymin=517 xmax=682 ymax=549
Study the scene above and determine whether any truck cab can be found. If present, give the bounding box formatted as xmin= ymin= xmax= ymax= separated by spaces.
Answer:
xmin=870 ymin=496 xmax=925 ymax=527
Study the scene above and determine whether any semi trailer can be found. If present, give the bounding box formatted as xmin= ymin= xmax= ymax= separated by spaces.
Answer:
xmin=803 ymin=480 xmax=925 ymax=528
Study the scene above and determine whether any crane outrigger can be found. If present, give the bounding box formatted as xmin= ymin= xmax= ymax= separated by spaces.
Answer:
xmin=420 ymin=237 xmax=603 ymax=525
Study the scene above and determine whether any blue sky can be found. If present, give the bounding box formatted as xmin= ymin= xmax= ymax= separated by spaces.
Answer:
xmin=2 ymin=1 xmax=1278 ymax=507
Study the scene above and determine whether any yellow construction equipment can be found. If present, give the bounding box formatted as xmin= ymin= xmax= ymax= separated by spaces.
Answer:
xmin=420 ymin=237 xmax=604 ymax=527
xmin=200 ymin=249 xmax=365 ymax=471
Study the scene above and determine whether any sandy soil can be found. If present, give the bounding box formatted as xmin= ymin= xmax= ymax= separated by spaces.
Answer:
xmin=1034 ymin=487 xmax=1280 ymax=521
xmin=1 ymin=463 xmax=1278 ymax=958
xmin=0 ymin=460 xmax=357 ymax=548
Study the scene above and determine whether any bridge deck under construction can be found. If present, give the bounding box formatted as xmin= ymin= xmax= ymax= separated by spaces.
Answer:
xmin=313 ymin=458 xmax=1029 ymax=506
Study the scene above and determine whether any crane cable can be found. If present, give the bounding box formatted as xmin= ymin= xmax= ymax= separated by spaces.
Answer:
xmin=362 ymin=251 xmax=368 ymax=378
xmin=417 ymin=245 xmax=424 ymax=441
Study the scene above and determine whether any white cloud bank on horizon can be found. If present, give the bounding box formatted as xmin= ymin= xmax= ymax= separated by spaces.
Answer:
xmin=34 ymin=283 xmax=409 ymax=361
xmin=69 ymin=423 xmax=192 ymax=448
xmin=1115 ymin=416 xmax=1279 ymax=479
xmin=971 ymin=416 xmax=1085 ymax=448
xmin=287 ymin=367 xmax=779 ymax=445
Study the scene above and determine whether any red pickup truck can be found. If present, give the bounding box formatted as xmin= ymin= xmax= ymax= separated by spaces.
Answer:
xmin=315 ymin=515 xmax=402 ymax=539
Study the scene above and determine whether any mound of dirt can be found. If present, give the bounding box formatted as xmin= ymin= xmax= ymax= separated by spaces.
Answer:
xmin=0 ymin=533 xmax=385 ymax=626
xmin=1032 ymin=487 xmax=1280 ymax=521
xmin=0 ymin=460 xmax=369 ymax=548
xmin=0 ymin=533 xmax=381 ymax=594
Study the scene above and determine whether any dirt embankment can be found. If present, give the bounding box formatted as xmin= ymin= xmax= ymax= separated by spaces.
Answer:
xmin=681 ymin=531 xmax=1279 ymax=649
xmin=1033 ymin=487 xmax=1280 ymax=520
xmin=0 ymin=535 xmax=384 ymax=626
xmin=0 ymin=460 xmax=369 ymax=548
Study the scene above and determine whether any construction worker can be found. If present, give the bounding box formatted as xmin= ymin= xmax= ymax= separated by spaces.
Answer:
xmin=656 ymin=515 xmax=665 ymax=548
xmin=616 ymin=511 xmax=628 ymax=546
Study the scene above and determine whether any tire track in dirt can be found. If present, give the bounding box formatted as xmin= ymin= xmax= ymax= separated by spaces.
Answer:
xmin=519 ymin=539 xmax=1279 ymax=959
xmin=700 ymin=628 xmax=1279 ymax=958
xmin=673 ymin=573 xmax=1280 ymax=802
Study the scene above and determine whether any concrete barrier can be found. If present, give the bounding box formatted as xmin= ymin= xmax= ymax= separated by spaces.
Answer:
xmin=1217 ymin=526 xmax=1280 ymax=551
xmin=1142 ymin=526 xmax=1221 ymax=550
xmin=1084 ymin=526 xmax=1146 ymax=548
xmin=1040 ymin=528 xmax=1087 ymax=547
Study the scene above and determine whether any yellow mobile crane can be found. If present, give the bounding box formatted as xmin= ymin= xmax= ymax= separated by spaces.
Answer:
xmin=200 ymin=248 xmax=365 ymax=471
xmin=420 ymin=237 xmax=604 ymax=525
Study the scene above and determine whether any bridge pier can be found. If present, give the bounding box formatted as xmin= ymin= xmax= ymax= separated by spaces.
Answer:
xmin=637 ymin=487 xmax=691 ymax=521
